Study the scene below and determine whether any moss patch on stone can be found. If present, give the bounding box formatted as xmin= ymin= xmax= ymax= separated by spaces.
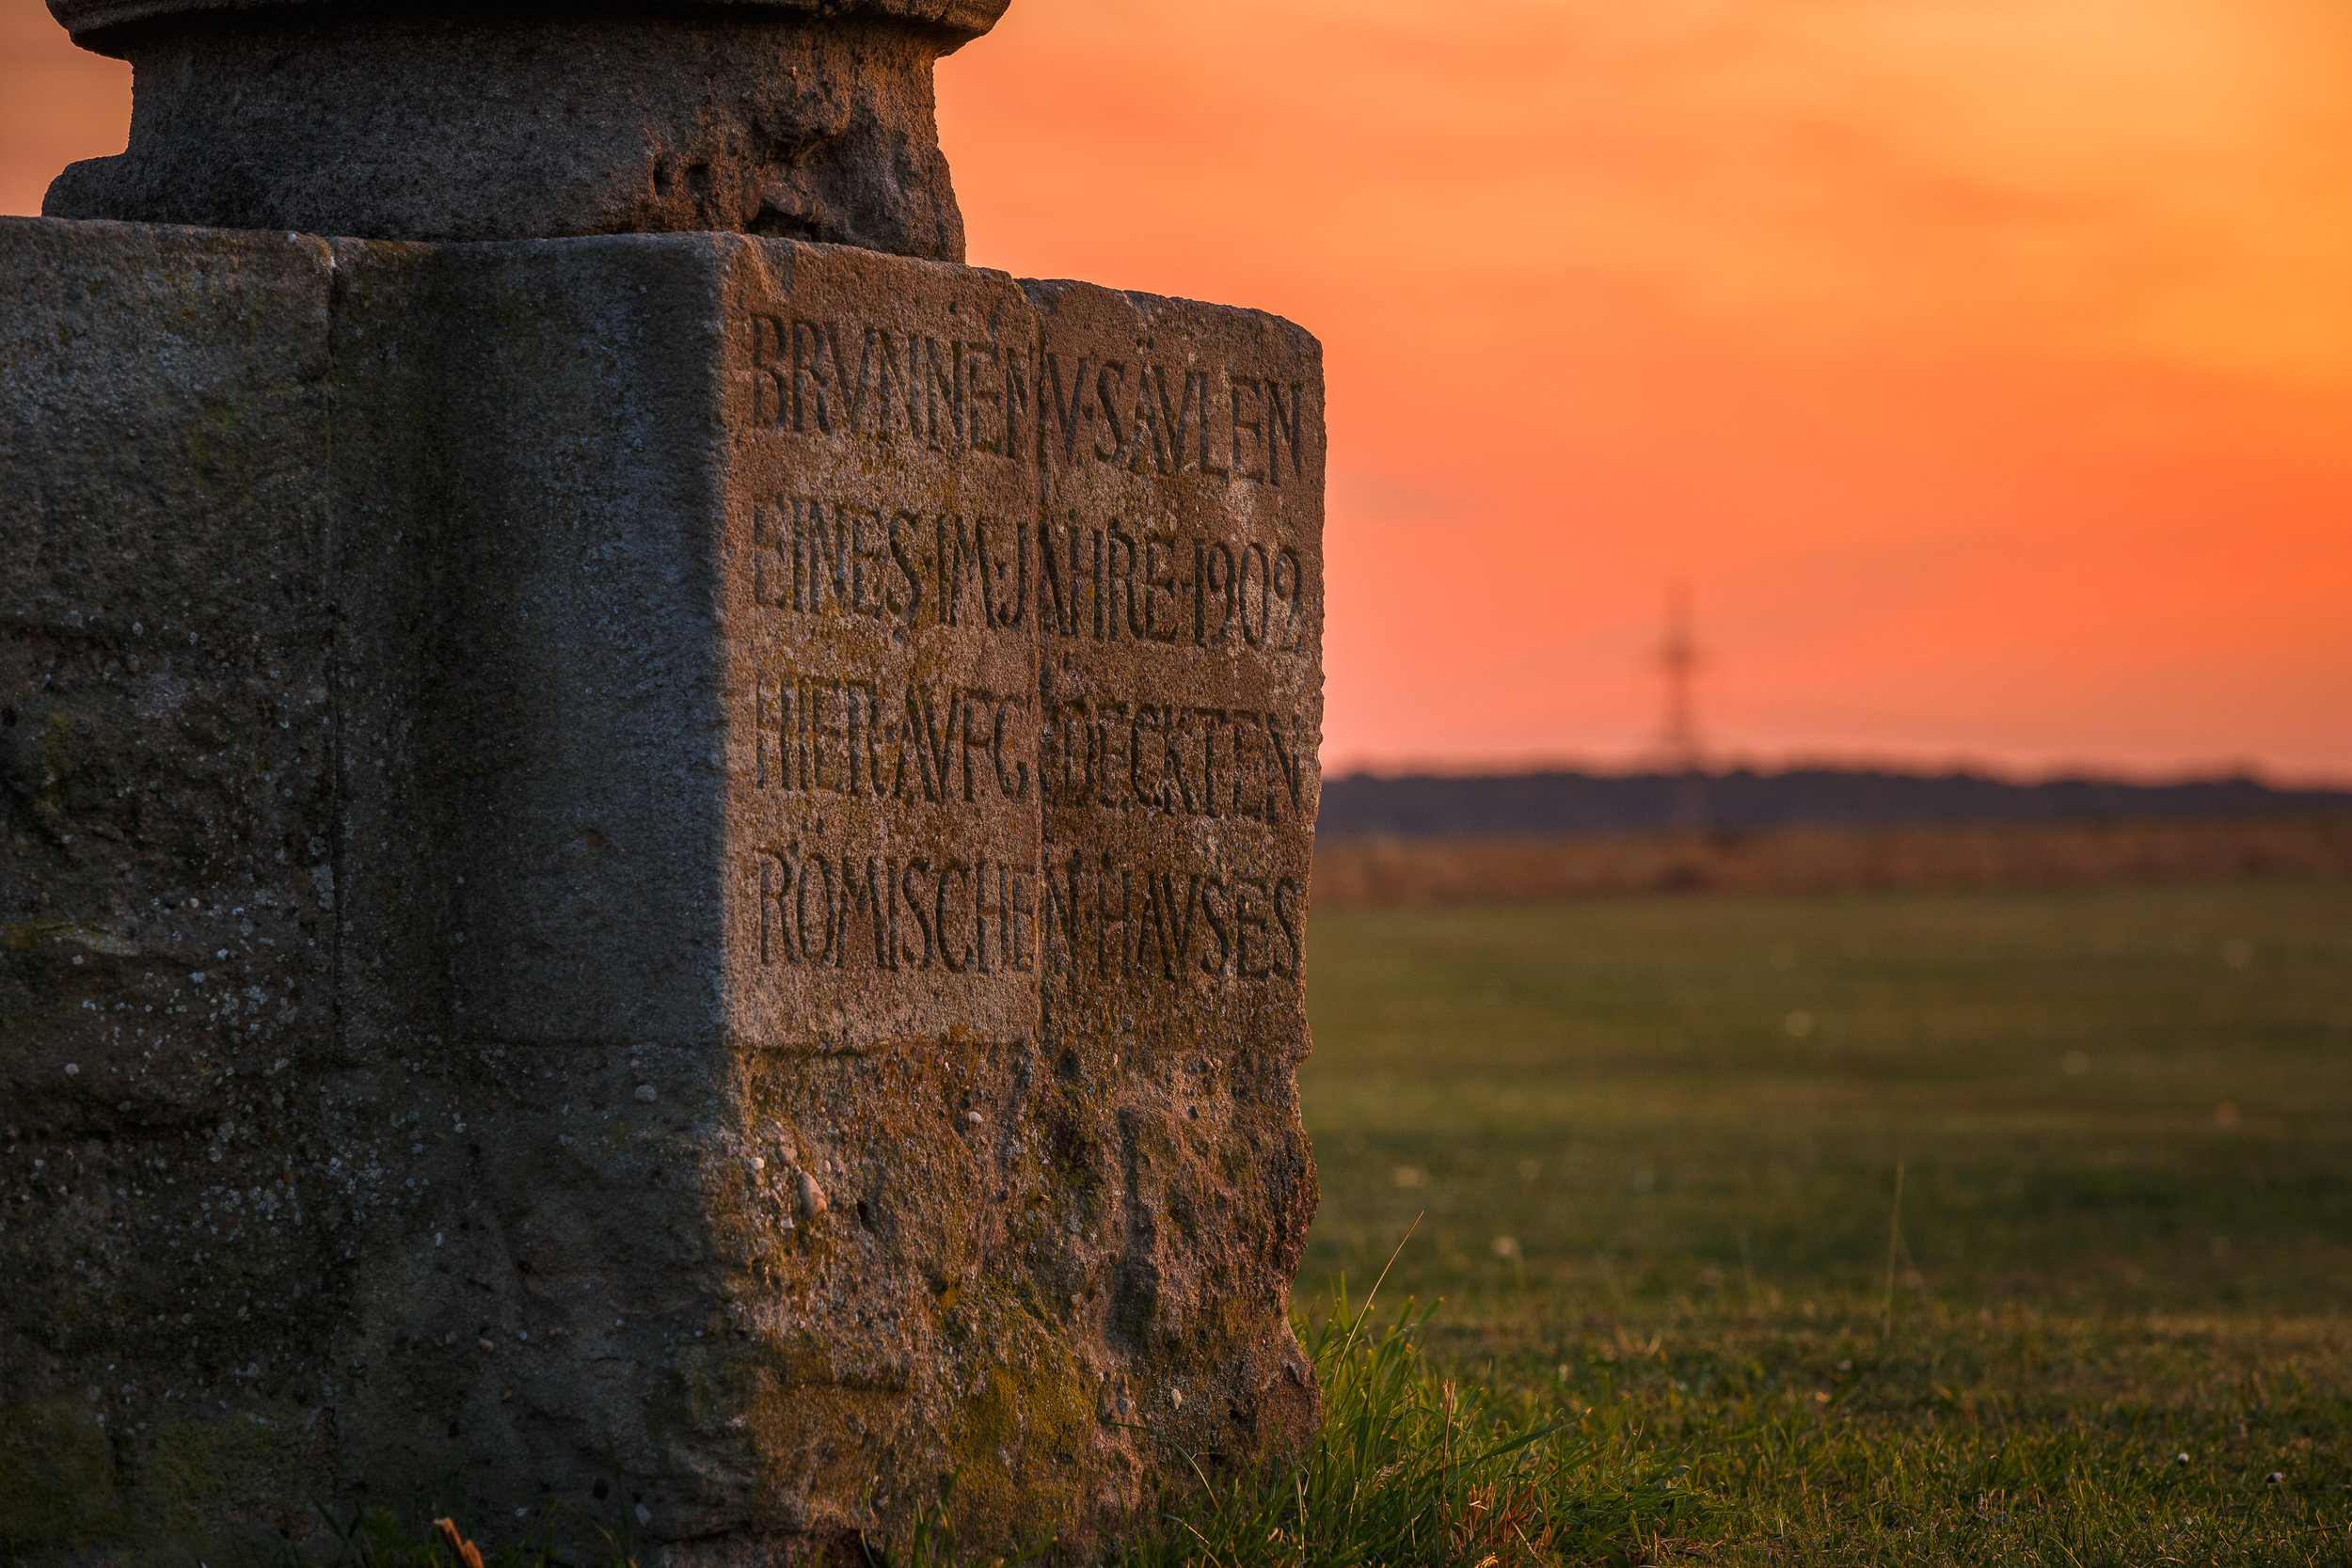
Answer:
xmin=0 ymin=1399 xmax=126 ymax=1555
xmin=941 ymin=1281 xmax=1094 ymax=1551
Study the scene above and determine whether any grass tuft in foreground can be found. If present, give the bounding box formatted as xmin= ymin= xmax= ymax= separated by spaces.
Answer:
xmin=1118 ymin=1285 xmax=1699 ymax=1568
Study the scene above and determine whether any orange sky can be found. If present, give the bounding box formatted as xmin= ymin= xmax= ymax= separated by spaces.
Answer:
xmin=8 ymin=0 xmax=2348 ymax=779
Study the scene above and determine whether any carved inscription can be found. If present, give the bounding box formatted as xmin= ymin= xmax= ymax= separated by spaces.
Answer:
xmin=743 ymin=319 xmax=1315 ymax=489
xmin=1037 ymin=516 xmax=1309 ymax=652
xmin=747 ymin=316 xmax=1032 ymax=460
xmin=1039 ymin=353 xmax=1309 ymax=486
xmin=753 ymin=499 xmax=1028 ymax=631
xmin=730 ymin=279 xmax=1320 ymax=1037
xmin=754 ymin=500 xmax=1315 ymax=655
xmin=754 ymin=678 xmax=1032 ymax=805
xmin=1042 ymin=856 xmax=1304 ymax=985
xmin=755 ymin=850 xmax=1036 ymax=975
xmin=1041 ymin=700 xmax=1309 ymax=822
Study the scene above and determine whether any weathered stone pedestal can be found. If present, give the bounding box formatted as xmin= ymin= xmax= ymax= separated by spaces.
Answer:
xmin=1 ymin=5 xmax=1324 ymax=1560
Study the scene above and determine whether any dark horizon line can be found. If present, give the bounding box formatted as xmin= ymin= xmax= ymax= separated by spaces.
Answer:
xmin=1327 ymin=761 xmax=2352 ymax=793
xmin=1316 ymin=765 xmax=2352 ymax=839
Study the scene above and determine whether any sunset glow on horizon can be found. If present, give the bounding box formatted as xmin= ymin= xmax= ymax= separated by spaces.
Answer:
xmin=8 ymin=0 xmax=2347 ymax=780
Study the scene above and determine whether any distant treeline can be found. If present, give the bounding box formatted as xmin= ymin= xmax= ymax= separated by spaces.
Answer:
xmin=1313 ymin=815 xmax=2352 ymax=906
xmin=1320 ymin=768 xmax=2352 ymax=839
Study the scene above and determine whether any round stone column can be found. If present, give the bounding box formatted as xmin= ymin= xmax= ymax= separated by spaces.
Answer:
xmin=43 ymin=0 xmax=1008 ymax=259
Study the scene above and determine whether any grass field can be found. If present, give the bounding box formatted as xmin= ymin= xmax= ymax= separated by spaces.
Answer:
xmin=1293 ymin=879 xmax=2352 ymax=1564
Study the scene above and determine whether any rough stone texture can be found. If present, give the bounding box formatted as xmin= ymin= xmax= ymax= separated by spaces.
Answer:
xmin=1025 ymin=279 xmax=1326 ymax=1501
xmin=44 ymin=5 xmax=991 ymax=257
xmin=0 ymin=215 xmax=1323 ymax=1561
xmin=0 ymin=218 xmax=344 ymax=1556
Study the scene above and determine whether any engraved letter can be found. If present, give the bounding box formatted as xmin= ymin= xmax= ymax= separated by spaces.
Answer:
xmin=1266 ymin=380 xmax=1305 ymax=484
xmin=900 ymin=861 xmax=935 ymax=971
xmin=756 ymin=851 xmax=795 ymax=966
xmin=751 ymin=315 xmax=787 ymax=429
xmin=1093 ymin=364 xmax=1128 ymax=464
xmin=1042 ymin=353 xmax=1091 ymax=465
xmin=1230 ymin=377 xmax=1266 ymax=483
xmin=791 ymin=319 xmax=837 ymax=435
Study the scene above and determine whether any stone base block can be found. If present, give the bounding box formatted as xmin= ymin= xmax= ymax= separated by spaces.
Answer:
xmin=0 ymin=216 xmax=1323 ymax=1560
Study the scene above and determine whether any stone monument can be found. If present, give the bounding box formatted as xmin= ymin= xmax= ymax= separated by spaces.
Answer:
xmin=0 ymin=1 xmax=1324 ymax=1558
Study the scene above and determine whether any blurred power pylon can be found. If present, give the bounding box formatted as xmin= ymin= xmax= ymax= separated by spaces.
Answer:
xmin=1656 ymin=580 xmax=1707 ymax=829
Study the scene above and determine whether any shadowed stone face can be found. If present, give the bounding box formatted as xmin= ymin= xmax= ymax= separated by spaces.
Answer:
xmin=42 ymin=1 xmax=1004 ymax=257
